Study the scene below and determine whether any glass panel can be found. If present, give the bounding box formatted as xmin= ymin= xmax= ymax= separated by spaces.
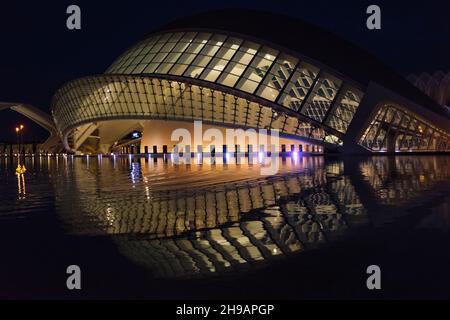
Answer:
xmin=300 ymin=74 xmax=342 ymax=122
xmin=216 ymin=41 xmax=259 ymax=87
xmin=181 ymin=35 xmax=226 ymax=78
xmin=256 ymin=54 xmax=298 ymax=102
xmin=199 ymin=38 xmax=242 ymax=82
xmin=235 ymin=47 xmax=278 ymax=94
xmin=326 ymin=87 xmax=363 ymax=133
xmin=279 ymin=62 xmax=319 ymax=111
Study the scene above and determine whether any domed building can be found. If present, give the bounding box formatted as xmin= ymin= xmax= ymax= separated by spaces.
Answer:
xmin=47 ymin=9 xmax=450 ymax=154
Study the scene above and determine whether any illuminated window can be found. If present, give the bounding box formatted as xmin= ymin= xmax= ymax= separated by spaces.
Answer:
xmin=235 ymin=47 xmax=278 ymax=94
xmin=300 ymin=74 xmax=342 ymax=123
xmin=256 ymin=54 xmax=298 ymax=102
xmin=326 ymin=87 xmax=363 ymax=133
xmin=279 ymin=63 xmax=319 ymax=111
xmin=359 ymin=105 xmax=450 ymax=152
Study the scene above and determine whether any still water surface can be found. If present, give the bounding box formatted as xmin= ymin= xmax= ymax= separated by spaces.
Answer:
xmin=1 ymin=155 xmax=450 ymax=299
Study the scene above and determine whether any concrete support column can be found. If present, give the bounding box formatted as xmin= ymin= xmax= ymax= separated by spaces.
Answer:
xmin=99 ymin=143 xmax=111 ymax=154
xmin=386 ymin=130 xmax=397 ymax=153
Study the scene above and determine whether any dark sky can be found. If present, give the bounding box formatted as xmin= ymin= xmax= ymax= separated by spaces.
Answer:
xmin=0 ymin=0 xmax=449 ymax=142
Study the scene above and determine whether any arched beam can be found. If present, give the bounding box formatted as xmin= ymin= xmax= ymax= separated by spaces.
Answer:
xmin=0 ymin=102 xmax=61 ymax=151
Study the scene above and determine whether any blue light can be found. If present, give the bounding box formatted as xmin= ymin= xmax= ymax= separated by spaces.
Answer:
xmin=132 ymin=131 xmax=140 ymax=139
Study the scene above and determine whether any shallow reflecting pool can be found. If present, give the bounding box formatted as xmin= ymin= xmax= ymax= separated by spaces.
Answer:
xmin=1 ymin=155 xmax=450 ymax=299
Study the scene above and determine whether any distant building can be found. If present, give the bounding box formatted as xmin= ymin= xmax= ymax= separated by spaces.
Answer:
xmin=407 ymin=71 xmax=450 ymax=108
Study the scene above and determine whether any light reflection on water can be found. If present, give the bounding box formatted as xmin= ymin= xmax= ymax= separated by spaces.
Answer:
xmin=0 ymin=155 xmax=449 ymax=279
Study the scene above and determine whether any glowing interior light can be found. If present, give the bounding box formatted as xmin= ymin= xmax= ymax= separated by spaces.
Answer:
xmin=292 ymin=151 xmax=299 ymax=164
xmin=258 ymin=151 xmax=264 ymax=163
xmin=132 ymin=131 xmax=140 ymax=138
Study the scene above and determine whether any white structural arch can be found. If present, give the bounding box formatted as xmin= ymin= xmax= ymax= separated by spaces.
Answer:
xmin=0 ymin=102 xmax=60 ymax=151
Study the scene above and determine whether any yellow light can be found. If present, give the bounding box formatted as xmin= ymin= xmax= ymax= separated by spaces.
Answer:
xmin=20 ymin=124 xmax=24 ymax=130
xmin=15 ymin=127 xmax=19 ymax=133
xmin=16 ymin=164 xmax=27 ymax=175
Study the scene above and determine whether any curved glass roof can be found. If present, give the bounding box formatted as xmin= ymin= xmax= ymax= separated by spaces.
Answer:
xmin=106 ymin=31 xmax=364 ymax=135
xmin=51 ymin=75 xmax=343 ymax=150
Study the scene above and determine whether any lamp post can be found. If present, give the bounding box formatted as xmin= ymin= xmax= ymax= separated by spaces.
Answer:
xmin=15 ymin=127 xmax=19 ymax=155
xmin=19 ymin=124 xmax=24 ymax=156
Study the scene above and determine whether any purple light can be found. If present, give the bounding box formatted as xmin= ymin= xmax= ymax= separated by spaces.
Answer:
xmin=292 ymin=151 xmax=298 ymax=164
xmin=258 ymin=151 xmax=264 ymax=163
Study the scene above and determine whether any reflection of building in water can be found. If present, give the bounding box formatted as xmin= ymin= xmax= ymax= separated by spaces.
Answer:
xmin=59 ymin=157 xmax=366 ymax=278
xmin=359 ymin=156 xmax=450 ymax=205
xmin=114 ymin=174 xmax=366 ymax=278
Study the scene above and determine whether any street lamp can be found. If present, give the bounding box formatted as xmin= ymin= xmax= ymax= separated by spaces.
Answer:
xmin=19 ymin=124 xmax=24 ymax=155
xmin=15 ymin=125 xmax=25 ymax=157
xmin=15 ymin=127 xmax=20 ymax=155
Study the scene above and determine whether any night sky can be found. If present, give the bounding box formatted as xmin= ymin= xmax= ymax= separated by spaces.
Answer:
xmin=0 ymin=0 xmax=449 ymax=142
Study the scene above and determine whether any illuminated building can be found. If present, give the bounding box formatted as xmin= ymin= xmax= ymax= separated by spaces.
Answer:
xmin=3 ymin=10 xmax=450 ymax=154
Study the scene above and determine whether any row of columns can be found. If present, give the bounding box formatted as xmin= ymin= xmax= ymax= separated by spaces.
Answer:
xmin=0 ymin=143 xmax=41 ymax=156
xmin=120 ymin=144 xmax=322 ymax=155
